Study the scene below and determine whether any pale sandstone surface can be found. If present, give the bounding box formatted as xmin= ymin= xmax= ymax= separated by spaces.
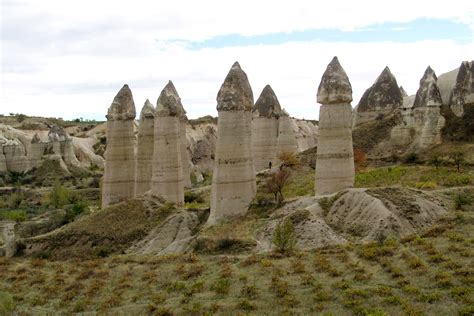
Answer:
xmin=127 ymin=210 xmax=199 ymax=255
xmin=252 ymin=85 xmax=281 ymax=171
xmin=209 ymin=62 xmax=256 ymax=225
xmin=135 ymin=99 xmax=155 ymax=196
xmin=0 ymin=220 xmax=16 ymax=258
xmin=179 ymin=115 xmax=192 ymax=188
xmin=354 ymin=67 xmax=403 ymax=127
xmin=315 ymin=57 xmax=355 ymax=195
xmin=152 ymin=81 xmax=184 ymax=206
xmin=437 ymin=67 xmax=459 ymax=106
xmin=256 ymin=187 xmax=448 ymax=252
xmin=102 ymin=84 xmax=136 ymax=208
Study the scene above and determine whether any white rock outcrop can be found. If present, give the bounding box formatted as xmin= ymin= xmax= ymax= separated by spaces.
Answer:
xmin=135 ymin=99 xmax=155 ymax=196
xmin=102 ymin=84 xmax=137 ymax=208
xmin=450 ymin=60 xmax=474 ymax=117
xmin=152 ymin=81 xmax=185 ymax=206
xmin=208 ymin=62 xmax=256 ymax=225
xmin=251 ymin=85 xmax=281 ymax=171
xmin=314 ymin=57 xmax=355 ymax=196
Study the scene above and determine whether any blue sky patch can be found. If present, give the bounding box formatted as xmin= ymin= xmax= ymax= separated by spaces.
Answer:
xmin=166 ymin=18 xmax=472 ymax=49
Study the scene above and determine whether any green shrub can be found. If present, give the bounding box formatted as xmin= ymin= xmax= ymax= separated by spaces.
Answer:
xmin=453 ymin=193 xmax=472 ymax=210
xmin=1 ymin=209 xmax=27 ymax=222
xmin=7 ymin=191 xmax=24 ymax=209
xmin=64 ymin=201 xmax=89 ymax=223
xmin=272 ymin=218 xmax=296 ymax=254
xmin=443 ymin=174 xmax=471 ymax=187
xmin=184 ymin=191 xmax=204 ymax=204
xmin=0 ymin=291 xmax=15 ymax=314
xmin=210 ymin=278 xmax=231 ymax=295
xmin=48 ymin=181 xmax=71 ymax=208
xmin=403 ymin=152 xmax=419 ymax=164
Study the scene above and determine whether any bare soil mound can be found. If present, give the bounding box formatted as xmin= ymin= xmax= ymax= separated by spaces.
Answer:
xmin=20 ymin=195 xmax=174 ymax=259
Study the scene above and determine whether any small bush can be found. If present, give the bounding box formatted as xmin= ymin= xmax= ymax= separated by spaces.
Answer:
xmin=0 ymin=291 xmax=15 ymax=314
xmin=277 ymin=151 xmax=300 ymax=168
xmin=184 ymin=191 xmax=204 ymax=204
xmin=1 ymin=209 xmax=27 ymax=222
xmin=272 ymin=218 xmax=296 ymax=254
xmin=453 ymin=193 xmax=472 ymax=210
xmin=443 ymin=174 xmax=471 ymax=187
xmin=48 ymin=181 xmax=71 ymax=208
xmin=415 ymin=181 xmax=437 ymax=189
xmin=210 ymin=278 xmax=231 ymax=295
xmin=403 ymin=152 xmax=419 ymax=164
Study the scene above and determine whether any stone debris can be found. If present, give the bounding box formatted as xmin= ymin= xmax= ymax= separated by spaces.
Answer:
xmin=135 ymin=99 xmax=155 ymax=196
xmin=102 ymin=84 xmax=137 ymax=208
xmin=251 ymin=85 xmax=281 ymax=171
xmin=152 ymin=81 xmax=185 ymax=206
xmin=354 ymin=66 xmax=403 ymax=126
xmin=315 ymin=57 xmax=355 ymax=195
xmin=208 ymin=62 xmax=256 ymax=225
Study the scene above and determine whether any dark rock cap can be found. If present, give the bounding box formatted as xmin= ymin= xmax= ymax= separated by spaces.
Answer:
xmin=48 ymin=125 xmax=68 ymax=142
xmin=156 ymin=81 xmax=185 ymax=117
xmin=139 ymin=99 xmax=155 ymax=120
xmin=450 ymin=60 xmax=474 ymax=106
xmin=253 ymin=85 xmax=282 ymax=118
xmin=217 ymin=61 xmax=254 ymax=111
xmin=357 ymin=66 xmax=403 ymax=112
xmin=413 ymin=66 xmax=442 ymax=108
xmin=317 ymin=57 xmax=352 ymax=104
xmin=106 ymin=84 xmax=136 ymax=120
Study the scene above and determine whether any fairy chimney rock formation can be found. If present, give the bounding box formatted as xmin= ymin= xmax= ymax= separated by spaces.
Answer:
xmin=450 ymin=60 xmax=474 ymax=116
xmin=177 ymin=100 xmax=192 ymax=188
xmin=252 ymin=85 xmax=281 ymax=171
xmin=354 ymin=66 xmax=403 ymax=126
xmin=152 ymin=81 xmax=184 ymax=206
xmin=276 ymin=108 xmax=298 ymax=159
xmin=102 ymin=84 xmax=136 ymax=208
xmin=208 ymin=62 xmax=256 ymax=225
xmin=315 ymin=57 xmax=355 ymax=195
xmin=28 ymin=133 xmax=45 ymax=169
xmin=415 ymin=67 xmax=445 ymax=148
xmin=135 ymin=99 xmax=155 ymax=196
xmin=400 ymin=86 xmax=408 ymax=97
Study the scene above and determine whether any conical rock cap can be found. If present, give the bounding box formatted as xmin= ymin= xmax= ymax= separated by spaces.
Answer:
xmin=107 ymin=84 xmax=136 ymax=120
xmin=217 ymin=62 xmax=254 ymax=111
xmin=317 ymin=57 xmax=352 ymax=104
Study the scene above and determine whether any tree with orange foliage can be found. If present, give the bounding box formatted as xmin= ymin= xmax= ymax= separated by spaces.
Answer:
xmin=266 ymin=168 xmax=290 ymax=205
xmin=353 ymin=148 xmax=367 ymax=172
xmin=277 ymin=150 xmax=300 ymax=169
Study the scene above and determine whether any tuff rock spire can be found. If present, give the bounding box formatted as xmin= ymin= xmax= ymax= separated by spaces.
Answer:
xmin=135 ymin=99 xmax=156 ymax=196
xmin=208 ymin=62 xmax=256 ymax=224
xmin=315 ymin=57 xmax=355 ymax=195
xmin=317 ymin=57 xmax=353 ymax=105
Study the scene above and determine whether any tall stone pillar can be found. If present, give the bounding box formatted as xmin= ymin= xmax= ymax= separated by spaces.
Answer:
xmin=315 ymin=57 xmax=355 ymax=195
xmin=152 ymin=81 xmax=184 ymax=206
xmin=179 ymin=112 xmax=192 ymax=188
xmin=27 ymin=133 xmax=45 ymax=169
xmin=208 ymin=62 xmax=256 ymax=225
xmin=450 ymin=60 xmax=474 ymax=117
xmin=414 ymin=67 xmax=445 ymax=148
xmin=276 ymin=108 xmax=298 ymax=158
xmin=251 ymin=85 xmax=281 ymax=172
xmin=102 ymin=84 xmax=136 ymax=208
xmin=0 ymin=221 xmax=16 ymax=258
xmin=135 ymin=99 xmax=155 ymax=196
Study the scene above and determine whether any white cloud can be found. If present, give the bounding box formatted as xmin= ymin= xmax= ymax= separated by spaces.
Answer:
xmin=2 ymin=38 xmax=472 ymax=120
xmin=1 ymin=0 xmax=473 ymax=120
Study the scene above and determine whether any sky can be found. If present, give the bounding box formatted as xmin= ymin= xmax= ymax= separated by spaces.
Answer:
xmin=1 ymin=0 xmax=473 ymax=121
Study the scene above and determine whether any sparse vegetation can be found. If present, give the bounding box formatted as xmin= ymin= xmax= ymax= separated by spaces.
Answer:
xmin=272 ymin=218 xmax=296 ymax=254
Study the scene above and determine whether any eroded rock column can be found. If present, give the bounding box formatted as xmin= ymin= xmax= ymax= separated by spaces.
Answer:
xmin=251 ymin=85 xmax=281 ymax=171
xmin=0 ymin=220 xmax=16 ymax=258
xmin=152 ymin=81 xmax=184 ymax=206
xmin=414 ymin=67 xmax=445 ymax=148
xmin=315 ymin=57 xmax=355 ymax=195
xmin=276 ymin=109 xmax=298 ymax=158
xmin=27 ymin=134 xmax=45 ymax=169
xmin=208 ymin=62 xmax=256 ymax=225
xmin=450 ymin=60 xmax=474 ymax=116
xmin=102 ymin=84 xmax=136 ymax=208
xmin=135 ymin=99 xmax=155 ymax=196
xmin=179 ymin=111 xmax=192 ymax=188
